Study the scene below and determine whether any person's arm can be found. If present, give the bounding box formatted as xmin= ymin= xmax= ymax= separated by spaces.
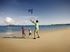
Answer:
xmin=30 ymin=19 xmax=36 ymax=24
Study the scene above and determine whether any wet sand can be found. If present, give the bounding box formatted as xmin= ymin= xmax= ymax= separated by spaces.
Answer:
xmin=0 ymin=29 xmax=70 ymax=52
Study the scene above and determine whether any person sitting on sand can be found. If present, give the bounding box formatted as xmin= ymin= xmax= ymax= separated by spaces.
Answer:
xmin=21 ymin=26 xmax=26 ymax=38
xmin=30 ymin=19 xmax=40 ymax=39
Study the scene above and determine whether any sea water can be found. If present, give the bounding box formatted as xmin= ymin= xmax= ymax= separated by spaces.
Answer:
xmin=0 ymin=24 xmax=70 ymax=36
xmin=0 ymin=24 xmax=70 ymax=33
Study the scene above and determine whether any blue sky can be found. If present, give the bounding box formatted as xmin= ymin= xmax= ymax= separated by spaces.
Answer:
xmin=0 ymin=0 xmax=70 ymax=25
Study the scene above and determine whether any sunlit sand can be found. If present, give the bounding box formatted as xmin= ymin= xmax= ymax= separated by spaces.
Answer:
xmin=0 ymin=29 xmax=70 ymax=52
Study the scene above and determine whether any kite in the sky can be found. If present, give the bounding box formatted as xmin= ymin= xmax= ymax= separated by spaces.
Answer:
xmin=28 ymin=9 xmax=33 ymax=14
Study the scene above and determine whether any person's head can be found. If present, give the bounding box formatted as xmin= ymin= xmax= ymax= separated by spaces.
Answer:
xmin=36 ymin=20 xmax=38 ymax=23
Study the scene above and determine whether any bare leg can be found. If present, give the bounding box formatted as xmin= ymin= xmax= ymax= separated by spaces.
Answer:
xmin=22 ymin=34 xmax=26 ymax=38
xmin=28 ymin=33 xmax=31 ymax=38
xmin=37 ymin=31 xmax=40 ymax=38
xmin=33 ymin=30 xmax=36 ymax=39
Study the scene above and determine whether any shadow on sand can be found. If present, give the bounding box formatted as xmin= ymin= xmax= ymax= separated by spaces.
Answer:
xmin=2 ymin=36 xmax=26 ymax=39
xmin=2 ymin=36 xmax=33 ymax=39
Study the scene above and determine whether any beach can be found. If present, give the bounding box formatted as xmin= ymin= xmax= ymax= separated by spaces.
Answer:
xmin=0 ymin=28 xmax=70 ymax=52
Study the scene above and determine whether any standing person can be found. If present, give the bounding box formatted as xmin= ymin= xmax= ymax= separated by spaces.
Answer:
xmin=30 ymin=19 xmax=40 ymax=39
xmin=21 ymin=26 xmax=26 ymax=38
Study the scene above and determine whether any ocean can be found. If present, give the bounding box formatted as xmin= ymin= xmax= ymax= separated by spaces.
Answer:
xmin=0 ymin=24 xmax=70 ymax=33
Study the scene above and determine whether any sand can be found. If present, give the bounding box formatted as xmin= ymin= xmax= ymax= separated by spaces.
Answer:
xmin=0 ymin=29 xmax=70 ymax=52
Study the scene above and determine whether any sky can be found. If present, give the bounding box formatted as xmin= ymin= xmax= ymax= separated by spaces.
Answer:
xmin=0 ymin=0 xmax=70 ymax=25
